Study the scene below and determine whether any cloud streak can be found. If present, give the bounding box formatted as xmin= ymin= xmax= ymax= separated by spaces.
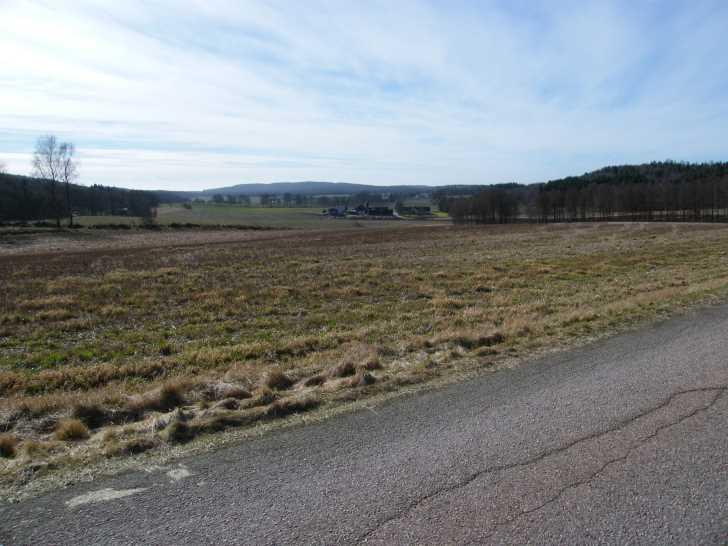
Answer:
xmin=1 ymin=0 xmax=727 ymax=190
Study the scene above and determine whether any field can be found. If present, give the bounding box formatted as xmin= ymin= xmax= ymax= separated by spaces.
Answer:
xmin=2 ymin=221 xmax=728 ymax=487
xmin=157 ymin=203 xmax=402 ymax=228
xmin=62 ymin=204 xmax=418 ymax=229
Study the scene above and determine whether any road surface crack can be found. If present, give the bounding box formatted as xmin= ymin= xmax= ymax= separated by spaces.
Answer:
xmin=481 ymin=386 xmax=726 ymax=540
xmin=359 ymin=384 xmax=727 ymax=543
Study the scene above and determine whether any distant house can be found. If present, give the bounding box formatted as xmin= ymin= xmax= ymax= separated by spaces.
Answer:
xmin=364 ymin=202 xmax=394 ymax=216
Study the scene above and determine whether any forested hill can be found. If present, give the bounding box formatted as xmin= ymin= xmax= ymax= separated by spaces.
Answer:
xmin=0 ymin=172 xmax=163 ymax=222
xmin=543 ymin=161 xmax=728 ymax=190
xmin=201 ymin=181 xmax=432 ymax=196
xmin=446 ymin=161 xmax=728 ymax=224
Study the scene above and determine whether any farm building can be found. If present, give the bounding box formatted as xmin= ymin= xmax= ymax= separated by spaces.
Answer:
xmin=348 ymin=202 xmax=394 ymax=216
xmin=398 ymin=201 xmax=432 ymax=216
xmin=364 ymin=202 xmax=394 ymax=216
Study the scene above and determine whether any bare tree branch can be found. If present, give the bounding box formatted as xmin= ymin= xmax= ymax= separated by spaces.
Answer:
xmin=59 ymin=142 xmax=78 ymax=226
xmin=32 ymin=135 xmax=67 ymax=227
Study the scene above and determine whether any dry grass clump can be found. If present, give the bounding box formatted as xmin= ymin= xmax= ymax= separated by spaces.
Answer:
xmin=346 ymin=371 xmax=377 ymax=388
xmin=265 ymin=394 xmax=320 ymax=418
xmin=303 ymin=374 xmax=327 ymax=387
xmin=247 ymin=386 xmax=278 ymax=407
xmin=429 ymin=330 xmax=505 ymax=351
xmin=127 ymin=380 xmax=189 ymax=416
xmin=0 ymin=433 xmax=18 ymax=458
xmin=191 ymin=407 xmax=267 ymax=436
xmin=21 ymin=439 xmax=54 ymax=459
xmin=72 ymin=402 xmax=110 ymax=429
xmin=160 ymin=411 xmax=193 ymax=444
xmin=214 ymin=398 xmax=240 ymax=410
xmin=328 ymin=343 xmax=382 ymax=378
xmin=105 ymin=436 xmax=157 ymax=457
xmin=157 ymin=392 xmax=321 ymax=444
xmin=122 ymin=437 xmax=156 ymax=454
xmin=54 ymin=419 xmax=90 ymax=441
xmin=202 ymin=381 xmax=251 ymax=401
xmin=328 ymin=361 xmax=356 ymax=378
xmin=263 ymin=368 xmax=294 ymax=390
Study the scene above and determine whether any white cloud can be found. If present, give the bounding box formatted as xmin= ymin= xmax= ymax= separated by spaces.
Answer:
xmin=1 ymin=0 xmax=727 ymax=189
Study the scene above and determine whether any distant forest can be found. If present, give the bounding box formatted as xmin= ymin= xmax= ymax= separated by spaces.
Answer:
xmin=0 ymin=172 xmax=162 ymax=223
xmin=442 ymin=162 xmax=728 ymax=224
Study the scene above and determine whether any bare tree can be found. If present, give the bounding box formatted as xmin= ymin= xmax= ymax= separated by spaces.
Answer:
xmin=0 ymin=160 xmax=6 ymax=174
xmin=32 ymin=135 xmax=78 ymax=227
xmin=59 ymin=142 xmax=78 ymax=226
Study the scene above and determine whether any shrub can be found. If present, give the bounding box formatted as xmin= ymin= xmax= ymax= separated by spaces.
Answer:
xmin=54 ymin=419 xmax=90 ymax=441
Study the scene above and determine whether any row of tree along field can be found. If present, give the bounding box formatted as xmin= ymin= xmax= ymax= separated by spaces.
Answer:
xmin=0 ymin=136 xmax=161 ymax=225
xmin=442 ymin=162 xmax=728 ymax=224
xmin=0 ymin=172 xmax=161 ymax=225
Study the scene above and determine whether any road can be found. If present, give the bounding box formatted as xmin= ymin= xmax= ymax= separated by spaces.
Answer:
xmin=2 ymin=305 xmax=727 ymax=545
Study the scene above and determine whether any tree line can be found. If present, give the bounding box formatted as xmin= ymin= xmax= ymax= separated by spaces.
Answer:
xmin=0 ymin=135 xmax=161 ymax=225
xmin=444 ymin=162 xmax=728 ymax=224
xmin=207 ymin=190 xmax=423 ymax=208
xmin=0 ymin=172 xmax=161 ymax=224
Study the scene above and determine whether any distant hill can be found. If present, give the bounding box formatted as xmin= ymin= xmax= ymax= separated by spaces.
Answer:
xmin=200 ymin=181 xmax=432 ymax=196
xmin=541 ymin=161 xmax=728 ymax=190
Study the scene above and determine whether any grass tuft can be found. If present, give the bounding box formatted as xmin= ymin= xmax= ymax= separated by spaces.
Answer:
xmin=54 ymin=419 xmax=90 ymax=441
xmin=263 ymin=368 xmax=294 ymax=390
xmin=214 ymin=398 xmax=240 ymax=410
xmin=328 ymin=361 xmax=356 ymax=378
xmin=72 ymin=402 xmax=109 ymax=429
xmin=303 ymin=374 xmax=326 ymax=387
xmin=346 ymin=371 xmax=377 ymax=388
xmin=127 ymin=380 xmax=188 ymax=416
xmin=0 ymin=433 xmax=18 ymax=458
xmin=265 ymin=394 xmax=320 ymax=418
xmin=161 ymin=413 xmax=193 ymax=443
xmin=248 ymin=386 xmax=278 ymax=407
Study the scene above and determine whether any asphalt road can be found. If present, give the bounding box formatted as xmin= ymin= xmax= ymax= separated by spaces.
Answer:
xmin=2 ymin=305 xmax=728 ymax=545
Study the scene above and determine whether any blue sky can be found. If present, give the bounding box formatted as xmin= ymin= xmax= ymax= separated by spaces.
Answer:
xmin=1 ymin=0 xmax=727 ymax=190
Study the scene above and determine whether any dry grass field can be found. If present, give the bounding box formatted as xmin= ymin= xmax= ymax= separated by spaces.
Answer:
xmin=2 ymin=221 xmax=728 ymax=484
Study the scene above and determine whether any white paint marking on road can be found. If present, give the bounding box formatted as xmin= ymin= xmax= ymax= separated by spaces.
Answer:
xmin=66 ymin=487 xmax=147 ymax=508
xmin=167 ymin=464 xmax=192 ymax=482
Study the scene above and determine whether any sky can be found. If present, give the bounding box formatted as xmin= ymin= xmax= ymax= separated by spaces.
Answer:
xmin=1 ymin=0 xmax=727 ymax=191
